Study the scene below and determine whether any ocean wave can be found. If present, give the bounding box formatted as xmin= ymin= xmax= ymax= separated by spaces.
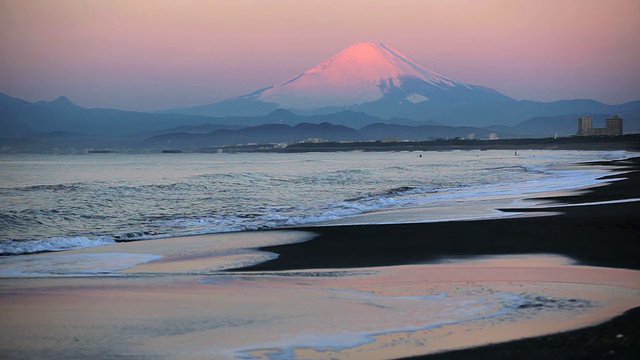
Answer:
xmin=11 ymin=183 xmax=86 ymax=192
xmin=0 ymin=165 xmax=616 ymax=256
xmin=2 ymin=150 xmax=632 ymax=256
xmin=0 ymin=236 xmax=116 ymax=255
xmin=113 ymin=231 xmax=156 ymax=241
xmin=345 ymin=185 xmax=435 ymax=202
xmin=518 ymin=164 xmax=552 ymax=174
xmin=0 ymin=213 xmax=25 ymax=228
xmin=146 ymin=193 xmax=422 ymax=235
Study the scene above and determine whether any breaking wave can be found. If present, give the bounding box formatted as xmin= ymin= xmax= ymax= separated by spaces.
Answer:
xmin=1 ymin=236 xmax=116 ymax=255
xmin=1 ymin=150 xmax=633 ymax=255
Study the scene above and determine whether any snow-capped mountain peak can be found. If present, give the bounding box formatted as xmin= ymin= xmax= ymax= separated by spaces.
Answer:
xmin=257 ymin=42 xmax=468 ymax=110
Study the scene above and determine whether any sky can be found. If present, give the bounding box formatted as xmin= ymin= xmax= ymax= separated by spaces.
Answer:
xmin=1 ymin=0 xmax=639 ymax=111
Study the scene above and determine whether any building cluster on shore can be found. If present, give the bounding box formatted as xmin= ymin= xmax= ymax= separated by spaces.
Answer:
xmin=577 ymin=115 xmax=623 ymax=136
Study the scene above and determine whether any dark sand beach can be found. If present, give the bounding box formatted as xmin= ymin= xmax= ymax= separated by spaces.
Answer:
xmin=239 ymin=157 xmax=640 ymax=272
xmin=234 ymin=157 xmax=640 ymax=358
xmin=403 ymin=306 xmax=640 ymax=359
xmin=0 ymin=156 xmax=638 ymax=359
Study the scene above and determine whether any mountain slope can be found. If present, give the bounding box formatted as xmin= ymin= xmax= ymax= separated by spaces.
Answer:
xmin=0 ymin=93 xmax=232 ymax=136
xmin=256 ymin=42 xmax=479 ymax=109
xmin=166 ymin=43 xmax=639 ymax=127
xmin=1 ymin=92 xmax=440 ymax=137
xmin=166 ymin=42 xmax=515 ymax=122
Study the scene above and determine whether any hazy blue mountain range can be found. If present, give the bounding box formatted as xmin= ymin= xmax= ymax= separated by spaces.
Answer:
xmin=3 ymin=90 xmax=640 ymax=153
xmin=0 ymin=93 xmax=432 ymax=138
xmin=142 ymin=122 xmax=365 ymax=150
xmin=0 ymin=93 xmax=221 ymax=137
xmin=2 ymin=42 xmax=640 ymax=147
xmin=142 ymin=122 xmax=519 ymax=151
xmin=0 ymin=121 xmax=506 ymax=153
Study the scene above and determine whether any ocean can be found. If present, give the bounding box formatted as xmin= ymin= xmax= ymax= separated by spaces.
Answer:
xmin=0 ymin=149 xmax=633 ymax=256
xmin=1 ymin=149 xmax=639 ymax=359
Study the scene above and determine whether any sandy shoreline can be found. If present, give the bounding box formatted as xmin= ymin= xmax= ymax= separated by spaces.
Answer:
xmin=0 ymin=156 xmax=639 ymax=359
xmin=240 ymin=157 xmax=640 ymax=272
xmin=1 ymin=258 xmax=639 ymax=359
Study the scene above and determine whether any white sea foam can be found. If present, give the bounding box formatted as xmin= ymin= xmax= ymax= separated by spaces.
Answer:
xmin=230 ymin=289 xmax=525 ymax=358
xmin=1 ymin=150 xmax=636 ymax=256
xmin=0 ymin=252 xmax=161 ymax=277
xmin=141 ymin=166 xmax=613 ymax=231
xmin=0 ymin=236 xmax=116 ymax=255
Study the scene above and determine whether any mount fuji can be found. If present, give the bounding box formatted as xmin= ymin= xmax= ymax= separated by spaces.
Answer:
xmin=168 ymin=42 xmax=516 ymax=125
xmin=254 ymin=42 xmax=509 ymax=110
xmin=2 ymin=42 xmax=639 ymax=145
xmin=165 ymin=42 xmax=639 ymax=127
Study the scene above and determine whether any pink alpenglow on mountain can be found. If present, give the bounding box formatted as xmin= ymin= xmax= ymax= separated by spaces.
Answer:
xmin=172 ymin=42 xmax=518 ymax=124
xmin=257 ymin=42 xmax=470 ymax=109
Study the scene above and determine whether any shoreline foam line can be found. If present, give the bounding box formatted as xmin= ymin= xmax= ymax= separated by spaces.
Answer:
xmin=1 ymin=152 xmax=633 ymax=256
xmin=0 ymin=158 xmax=637 ymax=359
xmin=236 ymin=157 xmax=640 ymax=273
xmin=530 ymin=197 xmax=640 ymax=208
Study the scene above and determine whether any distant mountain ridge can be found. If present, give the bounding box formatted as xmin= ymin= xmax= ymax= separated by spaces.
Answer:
xmin=166 ymin=42 xmax=514 ymax=124
xmin=2 ymin=42 xmax=639 ymax=139
xmin=0 ymin=92 xmax=436 ymax=137
xmin=142 ymin=122 xmax=365 ymax=150
xmin=254 ymin=42 xmax=499 ymax=110
xmin=164 ymin=42 xmax=640 ymax=127
xmin=2 ymin=91 xmax=639 ymax=145
xmin=2 ymin=39 xmax=640 ymax=152
xmin=0 ymin=92 xmax=218 ymax=137
xmin=34 ymin=96 xmax=79 ymax=109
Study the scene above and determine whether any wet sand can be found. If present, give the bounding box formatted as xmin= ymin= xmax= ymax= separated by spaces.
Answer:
xmin=0 ymin=157 xmax=639 ymax=359
xmin=1 ymin=257 xmax=639 ymax=359
xmin=240 ymin=157 xmax=640 ymax=272
xmin=403 ymin=307 xmax=640 ymax=359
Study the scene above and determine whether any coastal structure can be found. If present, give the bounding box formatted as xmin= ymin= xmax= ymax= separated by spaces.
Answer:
xmin=576 ymin=115 xmax=623 ymax=136
xmin=577 ymin=116 xmax=593 ymax=136
xmin=606 ymin=115 xmax=623 ymax=135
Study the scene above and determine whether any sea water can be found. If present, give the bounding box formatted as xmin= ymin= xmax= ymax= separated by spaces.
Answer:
xmin=0 ymin=149 xmax=633 ymax=255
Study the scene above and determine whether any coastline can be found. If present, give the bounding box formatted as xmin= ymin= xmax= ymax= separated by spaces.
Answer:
xmin=237 ymin=157 xmax=640 ymax=272
xmin=0 ymin=156 xmax=638 ymax=359
xmin=233 ymin=156 xmax=640 ymax=358
xmin=401 ymin=157 xmax=640 ymax=359
xmin=2 ymin=259 xmax=638 ymax=359
xmin=402 ymin=306 xmax=640 ymax=359
xmin=213 ymin=134 xmax=640 ymax=154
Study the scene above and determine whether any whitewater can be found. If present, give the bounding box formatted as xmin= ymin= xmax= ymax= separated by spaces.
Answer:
xmin=0 ymin=150 xmax=634 ymax=255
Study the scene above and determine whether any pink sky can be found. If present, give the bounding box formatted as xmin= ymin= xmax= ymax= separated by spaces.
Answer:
xmin=1 ymin=0 xmax=639 ymax=111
